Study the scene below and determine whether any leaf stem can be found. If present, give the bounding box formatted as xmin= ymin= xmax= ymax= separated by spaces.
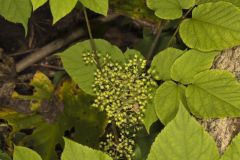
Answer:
xmin=146 ymin=20 xmax=166 ymax=63
xmin=167 ymin=25 xmax=180 ymax=47
xmin=167 ymin=7 xmax=194 ymax=47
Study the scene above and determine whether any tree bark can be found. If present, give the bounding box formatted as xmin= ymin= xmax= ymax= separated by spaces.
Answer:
xmin=201 ymin=46 xmax=240 ymax=154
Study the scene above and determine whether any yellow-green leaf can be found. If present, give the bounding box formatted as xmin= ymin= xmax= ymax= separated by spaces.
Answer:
xmin=0 ymin=0 xmax=32 ymax=34
xmin=186 ymin=70 xmax=240 ymax=117
xmin=31 ymin=0 xmax=48 ymax=11
xmin=62 ymin=138 xmax=113 ymax=160
xmin=50 ymin=0 xmax=78 ymax=24
xmin=14 ymin=146 xmax=42 ymax=160
xmin=220 ymin=133 xmax=240 ymax=160
xmin=59 ymin=39 xmax=124 ymax=95
xmin=143 ymin=94 xmax=158 ymax=133
xmin=147 ymin=0 xmax=195 ymax=19
xmin=154 ymin=81 xmax=186 ymax=125
xmin=180 ymin=2 xmax=240 ymax=51
xmin=171 ymin=50 xmax=218 ymax=84
xmin=197 ymin=0 xmax=240 ymax=7
xmin=147 ymin=103 xmax=219 ymax=160
xmin=150 ymin=48 xmax=184 ymax=81
xmin=79 ymin=0 xmax=109 ymax=16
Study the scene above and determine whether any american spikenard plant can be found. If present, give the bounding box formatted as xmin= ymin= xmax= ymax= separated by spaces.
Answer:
xmin=60 ymin=40 xmax=159 ymax=159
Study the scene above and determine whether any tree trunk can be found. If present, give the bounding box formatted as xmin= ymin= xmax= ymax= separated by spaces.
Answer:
xmin=201 ymin=47 xmax=240 ymax=154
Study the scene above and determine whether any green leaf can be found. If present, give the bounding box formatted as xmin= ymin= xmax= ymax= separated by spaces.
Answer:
xmin=14 ymin=146 xmax=42 ymax=160
xmin=220 ymin=133 xmax=240 ymax=160
xmin=143 ymin=95 xmax=158 ymax=133
xmin=197 ymin=0 xmax=240 ymax=7
xmin=0 ymin=107 xmax=43 ymax=132
xmin=50 ymin=0 xmax=78 ymax=24
xmin=147 ymin=0 xmax=195 ymax=19
xmin=110 ymin=0 xmax=158 ymax=24
xmin=150 ymin=47 xmax=184 ymax=81
xmin=147 ymin=103 xmax=219 ymax=160
xmin=79 ymin=0 xmax=109 ymax=16
xmin=31 ymin=0 xmax=48 ymax=11
xmin=171 ymin=50 xmax=218 ymax=84
xmin=134 ymin=131 xmax=158 ymax=160
xmin=186 ymin=70 xmax=240 ymax=118
xmin=3 ymin=113 xmax=43 ymax=132
xmin=23 ymin=81 xmax=107 ymax=160
xmin=180 ymin=1 xmax=240 ymax=51
xmin=0 ymin=0 xmax=32 ymax=33
xmin=59 ymin=39 xmax=124 ymax=95
xmin=124 ymin=48 xmax=144 ymax=60
xmin=0 ymin=150 xmax=11 ymax=160
xmin=61 ymin=138 xmax=113 ymax=160
xmin=24 ymin=122 xmax=64 ymax=160
xmin=59 ymin=81 xmax=107 ymax=148
xmin=154 ymin=81 xmax=186 ymax=125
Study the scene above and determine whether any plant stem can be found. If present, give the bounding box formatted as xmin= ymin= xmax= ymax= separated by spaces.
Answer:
xmin=167 ymin=7 xmax=194 ymax=47
xmin=167 ymin=25 xmax=179 ymax=47
xmin=83 ymin=7 xmax=101 ymax=69
xmin=146 ymin=20 xmax=166 ymax=62
xmin=83 ymin=7 xmax=96 ymax=51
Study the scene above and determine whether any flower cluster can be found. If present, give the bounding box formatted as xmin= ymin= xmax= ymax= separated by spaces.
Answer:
xmin=91 ymin=54 xmax=155 ymax=160
xmin=82 ymin=50 xmax=100 ymax=65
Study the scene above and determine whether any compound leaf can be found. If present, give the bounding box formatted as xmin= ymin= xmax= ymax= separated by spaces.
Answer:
xmin=50 ymin=0 xmax=78 ymax=24
xmin=79 ymin=0 xmax=109 ymax=16
xmin=186 ymin=70 xmax=240 ymax=117
xmin=147 ymin=103 xmax=219 ymax=160
xmin=147 ymin=0 xmax=195 ymax=19
xmin=14 ymin=146 xmax=42 ymax=160
xmin=171 ymin=50 xmax=218 ymax=84
xmin=150 ymin=48 xmax=184 ymax=81
xmin=154 ymin=81 xmax=186 ymax=125
xmin=61 ymin=138 xmax=112 ymax=160
xmin=220 ymin=133 xmax=240 ymax=160
xmin=59 ymin=39 xmax=124 ymax=95
xmin=31 ymin=0 xmax=48 ymax=11
xmin=180 ymin=1 xmax=240 ymax=51
xmin=24 ymin=122 xmax=64 ymax=160
xmin=59 ymin=81 xmax=107 ymax=148
xmin=23 ymin=81 xmax=107 ymax=160
xmin=0 ymin=0 xmax=32 ymax=33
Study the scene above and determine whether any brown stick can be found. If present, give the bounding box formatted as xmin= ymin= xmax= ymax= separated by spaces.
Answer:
xmin=16 ymin=28 xmax=85 ymax=73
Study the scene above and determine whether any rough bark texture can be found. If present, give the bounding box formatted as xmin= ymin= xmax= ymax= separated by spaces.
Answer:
xmin=201 ymin=46 xmax=240 ymax=154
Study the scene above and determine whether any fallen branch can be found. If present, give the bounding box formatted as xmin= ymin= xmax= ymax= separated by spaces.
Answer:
xmin=16 ymin=28 xmax=85 ymax=73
